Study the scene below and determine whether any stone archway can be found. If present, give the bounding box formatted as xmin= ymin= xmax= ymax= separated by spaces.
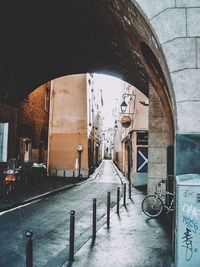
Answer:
xmin=0 ymin=0 xmax=176 ymax=191
xmin=140 ymin=42 xmax=174 ymax=193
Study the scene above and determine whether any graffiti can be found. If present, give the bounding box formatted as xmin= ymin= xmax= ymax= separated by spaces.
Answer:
xmin=182 ymin=203 xmax=200 ymax=221
xmin=183 ymin=190 xmax=195 ymax=198
xmin=183 ymin=216 xmax=198 ymax=233
xmin=182 ymin=228 xmax=193 ymax=261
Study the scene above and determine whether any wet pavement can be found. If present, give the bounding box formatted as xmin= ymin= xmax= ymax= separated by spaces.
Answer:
xmin=63 ymin=189 xmax=173 ymax=267
xmin=0 ymin=160 xmax=173 ymax=266
xmin=63 ymin=160 xmax=173 ymax=267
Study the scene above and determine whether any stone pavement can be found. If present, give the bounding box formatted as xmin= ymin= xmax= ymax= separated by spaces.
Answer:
xmin=62 ymin=180 xmax=174 ymax=267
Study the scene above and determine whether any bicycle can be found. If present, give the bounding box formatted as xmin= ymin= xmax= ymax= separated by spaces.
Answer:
xmin=141 ymin=179 xmax=174 ymax=218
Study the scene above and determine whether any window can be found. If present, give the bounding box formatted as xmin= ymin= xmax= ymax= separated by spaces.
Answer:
xmin=0 ymin=122 xmax=9 ymax=162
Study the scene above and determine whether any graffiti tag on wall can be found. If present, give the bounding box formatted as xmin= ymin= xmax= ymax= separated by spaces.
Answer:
xmin=181 ymin=189 xmax=200 ymax=262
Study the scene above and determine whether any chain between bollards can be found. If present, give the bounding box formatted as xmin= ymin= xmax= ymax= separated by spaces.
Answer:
xmin=123 ymin=183 xmax=126 ymax=207
xmin=117 ymin=187 xmax=120 ymax=215
xmin=107 ymin=192 xmax=111 ymax=228
xmin=69 ymin=210 xmax=75 ymax=262
xmin=92 ymin=198 xmax=97 ymax=241
xmin=26 ymin=230 xmax=33 ymax=267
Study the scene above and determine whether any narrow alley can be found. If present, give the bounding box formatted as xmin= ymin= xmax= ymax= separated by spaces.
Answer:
xmin=0 ymin=160 xmax=172 ymax=267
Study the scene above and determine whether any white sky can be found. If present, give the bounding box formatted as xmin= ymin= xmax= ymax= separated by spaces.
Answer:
xmin=93 ymin=73 xmax=124 ymax=129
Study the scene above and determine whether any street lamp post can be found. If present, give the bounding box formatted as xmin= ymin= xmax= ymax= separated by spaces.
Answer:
xmin=77 ymin=144 xmax=83 ymax=178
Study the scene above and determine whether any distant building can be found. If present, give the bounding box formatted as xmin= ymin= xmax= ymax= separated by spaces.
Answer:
xmin=17 ymin=83 xmax=50 ymax=165
xmin=47 ymin=74 xmax=103 ymax=178
xmin=103 ymin=127 xmax=114 ymax=160
xmin=0 ymin=83 xmax=50 ymax=176
xmin=87 ymin=73 xmax=104 ymax=173
xmin=113 ymin=83 xmax=149 ymax=187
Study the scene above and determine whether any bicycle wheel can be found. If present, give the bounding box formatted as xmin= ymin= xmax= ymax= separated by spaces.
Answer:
xmin=142 ymin=195 xmax=163 ymax=218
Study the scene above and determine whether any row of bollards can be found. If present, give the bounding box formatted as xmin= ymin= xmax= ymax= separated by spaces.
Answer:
xmin=25 ymin=183 xmax=130 ymax=266
xmin=68 ymin=183 xmax=128 ymax=262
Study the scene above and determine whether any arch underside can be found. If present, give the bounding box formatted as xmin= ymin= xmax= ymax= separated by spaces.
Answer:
xmin=0 ymin=0 xmax=168 ymax=105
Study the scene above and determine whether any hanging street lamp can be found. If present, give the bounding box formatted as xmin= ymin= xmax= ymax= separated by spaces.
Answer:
xmin=120 ymin=100 xmax=128 ymax=113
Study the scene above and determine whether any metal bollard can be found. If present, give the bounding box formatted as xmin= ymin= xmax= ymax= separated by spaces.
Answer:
xmin=92 ymin=198 xmax=97 ymax=241
xmin=26 ymin=230 xmax=33 ymax=267
xmin=123 ymin=183 xmax=126 ymax=207
xmin=117 ymin=187 xmax=120 ymax=215
xmin=129 ymin=179 xmax=132 ymax=199
xmin=69 ymin=210 xmax=75 ymax=262
xmin=107 ymin=192 xmax=111 ymax=228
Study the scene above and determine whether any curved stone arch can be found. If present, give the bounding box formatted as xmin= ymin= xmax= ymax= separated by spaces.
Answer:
xmin=133 ymin=0 xmax=177 ymax=113
xmin=139 ymin=41 xmax=174 ymax=193
xmin=134 ymin=0 xmax=179 ymax=132
xmin=135 ymin=0 xmax=200 ymax=175
xmin=0 ymin=0 xmax=198 ymax=175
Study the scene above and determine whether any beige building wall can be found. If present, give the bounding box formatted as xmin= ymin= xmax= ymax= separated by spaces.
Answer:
xmin=131 ymin=89 xmax=149 ymax=186
xmin=134 ymin=90 xmax=149 ymax=131
xmin=48 ymin=74 xmax=89 ymax=178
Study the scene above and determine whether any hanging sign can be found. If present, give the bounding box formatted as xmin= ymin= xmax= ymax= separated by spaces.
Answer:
xmin=137 ymin=132 xmax=148 ymax=145
xmin=121 ymin=115 xmax=132 ymax=128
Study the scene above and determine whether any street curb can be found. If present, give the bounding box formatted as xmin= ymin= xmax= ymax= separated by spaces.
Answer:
xmin=0 ymin=161 xmax=120 ymax=213
xmin=0 ymin=162 xmax=106 ymax=213
xmin=111 ymin=161 xmax=126 ymax=184
xmin=0 ymin=180 xmax=85 ymax=213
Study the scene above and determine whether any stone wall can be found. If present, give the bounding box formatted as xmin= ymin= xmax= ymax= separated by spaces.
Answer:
xmin=18 ymin=83 xmax=50 ymax=164
xmin=135 ymin=0 xmax=200 ymax=175
xmin=148 ymin=83 xmax=171 ymax=193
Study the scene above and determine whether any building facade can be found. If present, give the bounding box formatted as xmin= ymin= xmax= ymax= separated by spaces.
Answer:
xmin=47 ymin=74 xmax=103 ymax=178
xmin=113 ymin=82 xmax=149 ymax=186
xmin=48 ymin=74 xmax=88 ymax=177
xmin=18 ymin=83 xmax=50 ymax=166
xmin=87 ymin=73 xmax=104 ymax=173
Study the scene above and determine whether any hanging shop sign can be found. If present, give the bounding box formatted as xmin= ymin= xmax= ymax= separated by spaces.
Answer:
xmin=121 ymin=115 xmax=132 ymax=128
xmin=137 ymin=147 xmax=148 ymax=172
xmin=137 ymin=132 xmax=148 ymax=145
